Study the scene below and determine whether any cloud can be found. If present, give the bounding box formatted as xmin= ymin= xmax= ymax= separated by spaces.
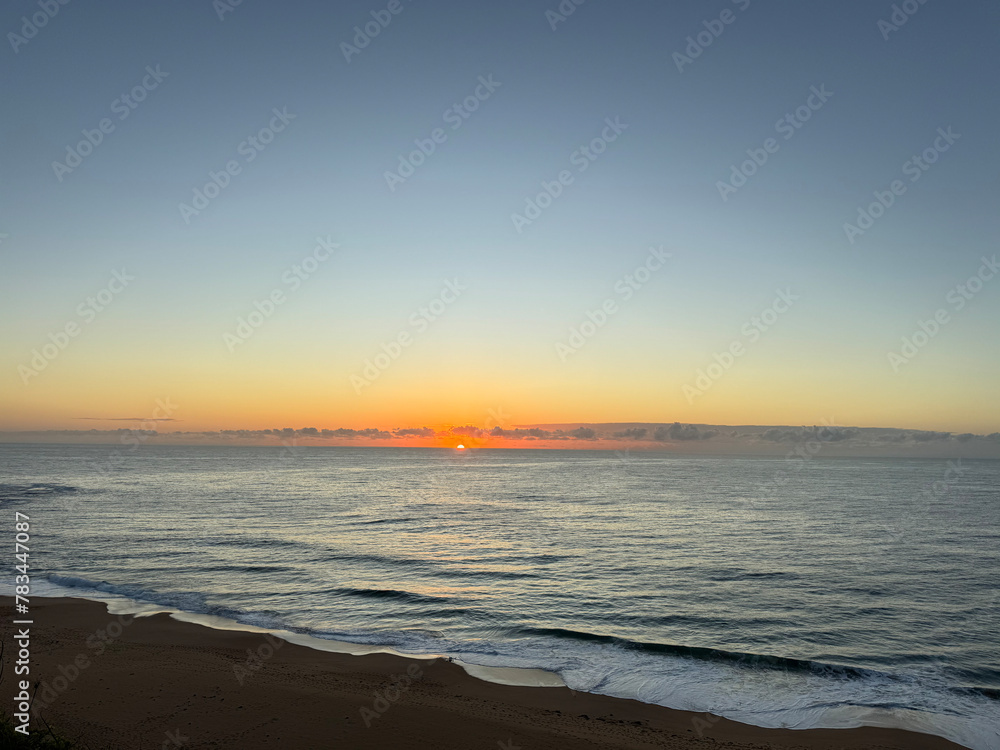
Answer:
xmin=396 ymin=427 xmax=434 ymax=437
xmin=762 ymin=428 xmax=802 ymax=442
xmin=875 ymin=432 xmax=909 ymax=443
xmin=820 ymin=427 xmax=859 ymax=442
xmin=613 ymin=428 xmax=647 ymax=439
xmin=654 ymin=423 xmax=716 ymax=441
xmin=7 ymin=422 xmax=999 ymax=459
xmin=762 ymin=426 xmax=858 ymax=443
xmin=451 ymin=425 xmax=488 ymax=437
xmin=492 ymin=427 xmax=553 ymax=439
xmin=319 ymin=427 xmax=392 ymax=439
xmin=910 ymin=430 xmax=952 ymax=442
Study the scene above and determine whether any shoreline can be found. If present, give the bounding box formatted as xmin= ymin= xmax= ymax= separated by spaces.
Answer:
xmin=2 ymin=596 xmax=966 ymax=749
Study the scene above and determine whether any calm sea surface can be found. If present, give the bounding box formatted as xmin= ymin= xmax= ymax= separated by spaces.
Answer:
xmin=2 ymin=444 xmax=998 ymax=749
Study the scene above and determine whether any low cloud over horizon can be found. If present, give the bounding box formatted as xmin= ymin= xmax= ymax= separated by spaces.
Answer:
xmin=3 ymin=422 xmax=999 ymax=459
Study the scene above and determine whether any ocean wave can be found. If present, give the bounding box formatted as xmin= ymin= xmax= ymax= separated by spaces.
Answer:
xmin=705 ymin=569 xmax=802 ymax=582
xmin=42 ymin=575 xmax=289 ymax=631
xmin=316 ymin=550 xmax=538 ymax=579
xmin=330 ymin=586 xmax=459 ymax=606
xmin=47 ymin=574 xmax=211 ymax=613
xmin=433 ymin=568 xmax=539 ymax=580
xmin=14 ymin=578 xmax=1000 ymax=750
xmin=514 ymin=624 xmax=1000 ymax=702
xmin=0 ymin=483 xmax=81 ymax=501
xmin=516 ymin=625 xmax=876 ymax=677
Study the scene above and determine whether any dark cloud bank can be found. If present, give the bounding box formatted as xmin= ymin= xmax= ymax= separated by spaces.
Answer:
xmin=3 ymin=422 xmax=999 ymax=458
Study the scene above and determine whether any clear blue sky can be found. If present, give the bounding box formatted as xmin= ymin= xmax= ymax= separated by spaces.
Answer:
xmin=1 ymin=0 xmax=998 ymax=433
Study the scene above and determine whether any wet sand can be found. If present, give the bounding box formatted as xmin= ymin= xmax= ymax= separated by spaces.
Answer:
xmin=4 ymin=597 xmax=964 ymax=749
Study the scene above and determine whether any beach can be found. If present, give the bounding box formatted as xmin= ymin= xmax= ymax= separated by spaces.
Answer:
xmin=7 ymin=597 xmax=964 ymax=750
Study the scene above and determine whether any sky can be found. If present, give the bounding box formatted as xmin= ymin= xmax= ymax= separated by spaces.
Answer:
xmin=1 ymin=0 xmax=998 ymax=438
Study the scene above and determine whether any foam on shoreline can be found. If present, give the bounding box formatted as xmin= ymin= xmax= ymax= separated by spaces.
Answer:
xmin=8 ymin=579 xmax=567 ymax=689
xmin=7 ymin=579 xmax=997 ymax=750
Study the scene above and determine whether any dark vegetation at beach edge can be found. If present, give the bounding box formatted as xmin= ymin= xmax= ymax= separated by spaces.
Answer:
xmin=1 ymin=712 xmax=74 ymax=749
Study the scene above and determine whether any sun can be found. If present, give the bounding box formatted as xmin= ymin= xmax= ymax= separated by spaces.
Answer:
xmin=456 ymin=444 xmax=465 ymax=450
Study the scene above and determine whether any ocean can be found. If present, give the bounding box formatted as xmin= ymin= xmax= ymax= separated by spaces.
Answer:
xmin=2 ymin=443 xmax=998 ymax=749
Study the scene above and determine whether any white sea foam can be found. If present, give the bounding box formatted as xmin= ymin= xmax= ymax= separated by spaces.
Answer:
xmin=6 ymin=578 xmax=997 ymax=750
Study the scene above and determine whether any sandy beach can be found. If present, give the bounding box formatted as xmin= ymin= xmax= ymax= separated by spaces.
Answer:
xmin=2 ymin=597 xmax=964 ymax=750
